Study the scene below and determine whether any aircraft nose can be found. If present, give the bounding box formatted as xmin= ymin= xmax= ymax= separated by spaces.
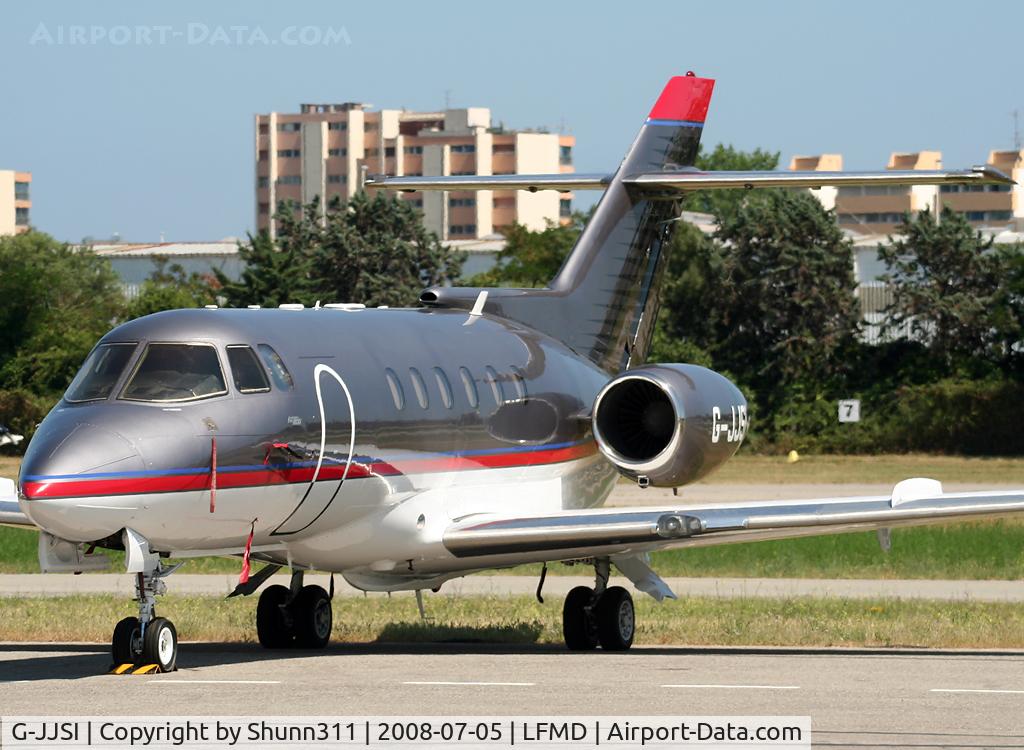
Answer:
xmin=18 ymin=415 xmax=148 ymax=545
xmin=19 ymin=418 xmax=145 ymax=500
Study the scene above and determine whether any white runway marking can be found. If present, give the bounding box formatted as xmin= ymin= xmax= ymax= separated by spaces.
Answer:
xmin=931 ymin=688 xmax=1024 ymax=695
xmin=662 ymin=683 xmax=800 ymax=690
xmin=403 ymin=681 xmax=535 ymax=687
xmin=152 ymin=680 xmax=282 ymax=685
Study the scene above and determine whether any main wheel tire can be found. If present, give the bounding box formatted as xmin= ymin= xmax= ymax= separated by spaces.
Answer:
xmin=562 ymin=585 xmax=598 ymax=651
xmin=141 ymin=617 xmax=178 ymax=672
xmin=257 ymin=584 xmax=294 ymax=649
xmin=292 ymin=585 xmax=333 ymax=649
xmin=595 ymin=586 xmax=635 ymax=651
xmin=112 ymin=616 xmax=141 ymax=665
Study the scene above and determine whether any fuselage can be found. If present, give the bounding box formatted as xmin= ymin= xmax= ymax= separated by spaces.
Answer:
xmin=19 ymin=306 xmax=620 ymax=583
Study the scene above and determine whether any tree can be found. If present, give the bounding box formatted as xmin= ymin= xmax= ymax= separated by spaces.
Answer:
xmin=0 ymin=232 xmax=124 ymax=395
xmin=993 ymin=244 xmax=1024 ymax=377
xmin=655 ymin=220 xmax=724 ymax=353
xmin=691 ymin=190 xmax=859 ymax=411
xmin=0 ymin=232 xmax=125 ymax=447
xmin=683 ymin=143 xmax=780 ymax=219
xmin=218 ymin=193 xmax=463 ymax=308
xmin=878 ymin=208 xmax=1003 ymax=372
xmin=215 ymin=201 xmax=320 ymax=308
xmin=468 ymin=216 xmax=584 ymax=288
xmin=125 ymin=256 xmax=217 ymax=319
xmin=316 ymin=191 xmax=464 ymax=306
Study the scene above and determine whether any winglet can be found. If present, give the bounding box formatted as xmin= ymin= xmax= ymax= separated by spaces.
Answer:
xmin=973 ymin=164 xmax=1016 ymax=185
xmin=648 ymin=74 xmax=715 ymax=123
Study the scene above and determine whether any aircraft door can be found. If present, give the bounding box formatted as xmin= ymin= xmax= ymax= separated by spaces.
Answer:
xmin=271 ymin=362 xmax=355 ymax=535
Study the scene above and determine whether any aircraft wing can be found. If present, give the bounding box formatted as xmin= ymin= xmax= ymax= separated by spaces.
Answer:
xmin=443 ymin=479 xmax=1024 ymax=559
xmin=366 ymin=166 xmax=1013 ymax=193
xmin=0 ymin=477 xmax=33 ymax=529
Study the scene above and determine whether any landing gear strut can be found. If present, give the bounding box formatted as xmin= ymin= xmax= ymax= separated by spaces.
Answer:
xmin=256 ymin=570 xmax=333 ymax=649
xmin=111 ymin=562 xmax=180 ymax=671
xmin=561 ymin=557 xmax=635 ymax=652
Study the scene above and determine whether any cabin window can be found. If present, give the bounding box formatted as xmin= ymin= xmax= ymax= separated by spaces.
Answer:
xmin=226 ymin=345 xmax=271 ymax=394
xmin=484 ymin=366 xmax=502 ymax=405
xmin=459 ymin=366 xmax=478 ymax=408
xmin=384 ymin=368 xmax=405 ymax=410
xmin=64 ymin=343 xmax=137 ymax=403
xmin=257 ymin=344 xmax=294 ymax=391
xmin=121 ymin=343 xmax=227 ymax=403
xmin=433 ymin=367 xmax=454 ymax=409
xmin=510 ymin=366 xmax=527 ymax=400
xmin=409 ymin=367 xmax=429 ymax=409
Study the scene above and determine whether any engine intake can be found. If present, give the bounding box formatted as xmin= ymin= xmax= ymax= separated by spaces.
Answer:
xmin=592 ymin=364 xmax=748 ymax=487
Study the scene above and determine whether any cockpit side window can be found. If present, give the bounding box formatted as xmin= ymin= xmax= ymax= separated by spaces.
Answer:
xmin=121 ymin=343 xmax=227 ymax=403
xmin=64 ymin=343 xmax=137 ymax=403
xmin=257 ymin=344 xmax=294 ymax=391
xmin=226 ymin=345 xmax=271 ymax=394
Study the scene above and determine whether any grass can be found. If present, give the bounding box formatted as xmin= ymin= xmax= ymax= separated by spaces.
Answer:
xmin=0 ymin=593 xmax=1021 ymax=649
xmin=699 ymin=453 xmax=1024 ymax=485
xmin=0 ymin=455 xmax=19 ymax=478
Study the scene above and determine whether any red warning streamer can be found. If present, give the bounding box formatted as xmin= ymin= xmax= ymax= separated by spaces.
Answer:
xmin=239 ymin=521 xmax=255 ymax=584
xmin=209 ymin=436 xmax=217 ymax=513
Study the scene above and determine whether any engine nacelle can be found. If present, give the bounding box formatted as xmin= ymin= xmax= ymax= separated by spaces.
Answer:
xmin=591 ymin=363 xmax=748 ymax=487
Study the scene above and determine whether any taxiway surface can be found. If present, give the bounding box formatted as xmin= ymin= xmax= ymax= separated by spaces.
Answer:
xmin=0 ymin=642 xmax=1022 ymax=747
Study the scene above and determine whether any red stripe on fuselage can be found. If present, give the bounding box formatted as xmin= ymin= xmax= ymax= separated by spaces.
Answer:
xmin=21 ymin=442 xmax=597 ymax=500
xmin=648 ymin=75 xmax=715 ymax=123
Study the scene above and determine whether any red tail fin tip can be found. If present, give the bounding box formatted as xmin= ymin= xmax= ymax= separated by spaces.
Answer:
xmin=648 ymin=75 xmax=715 ymax=123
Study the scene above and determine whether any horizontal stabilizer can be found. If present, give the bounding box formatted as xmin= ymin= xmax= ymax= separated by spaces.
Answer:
xmin=366 ymin=173 xmax=611 ymax=192
xmin=621 ymin=165 xmax=1014 ymax=192
xmin=367 ymin=165 xmax=1012 ymax=194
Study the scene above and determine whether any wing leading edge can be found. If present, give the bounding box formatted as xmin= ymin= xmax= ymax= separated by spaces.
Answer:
xmin=0 ymin=477 xmax=32 ymax=529
xmin=443 ymin=479 xmax=1024 ymax=559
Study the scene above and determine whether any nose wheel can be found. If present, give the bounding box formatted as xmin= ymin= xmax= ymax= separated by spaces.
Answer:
xmin=561 ymin=559 xmax=635 ymax=652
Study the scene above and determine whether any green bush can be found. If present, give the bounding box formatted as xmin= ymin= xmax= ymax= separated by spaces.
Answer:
xmin=0 ymin=389 xmax=53 ymax=451
xmin=767 ymin=379 xmax=1024 ymax=456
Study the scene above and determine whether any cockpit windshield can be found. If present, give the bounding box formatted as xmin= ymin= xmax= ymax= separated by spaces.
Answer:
xmin=121 ymin=343 xmax=227 ymax=403
xmin=64 ymin=343 xmax=137 ymax=403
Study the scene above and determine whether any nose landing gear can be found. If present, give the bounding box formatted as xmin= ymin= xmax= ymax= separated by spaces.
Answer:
xmin=561 ymin=557 xmax=636 ymax=652
xmin=111 ymin=563 xmax=181 ymax=673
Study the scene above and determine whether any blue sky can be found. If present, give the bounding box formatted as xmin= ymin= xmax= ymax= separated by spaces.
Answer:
xmin=2 ymin=0 xmax=1021 ymax=242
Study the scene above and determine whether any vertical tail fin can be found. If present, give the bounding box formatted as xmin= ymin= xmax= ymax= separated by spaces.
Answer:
xmin=423 ymin=74 xmax=715 ymax=372
xmin=544 ymin=74 xmax=714 ymax=369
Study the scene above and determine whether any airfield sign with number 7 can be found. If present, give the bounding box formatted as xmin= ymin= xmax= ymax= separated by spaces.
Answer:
xmin=838 ymin=399 xmax=861 ymax=423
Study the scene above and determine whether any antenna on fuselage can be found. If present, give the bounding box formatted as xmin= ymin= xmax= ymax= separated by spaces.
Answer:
xmin=462 ymin=290 xmax=488 ymax=327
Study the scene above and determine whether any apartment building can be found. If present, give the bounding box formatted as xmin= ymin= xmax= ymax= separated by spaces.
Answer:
xmin=0 ymin=170 xmax=31 ymax=236
xmin=255 ymin=103 xmax=575 ymax=240
xmin=790 ymin=150 xmax=1024 ymax=234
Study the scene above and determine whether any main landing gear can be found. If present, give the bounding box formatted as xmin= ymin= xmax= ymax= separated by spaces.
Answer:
xmin=562 ymin=558 xmax=635 ymax=651
xmin=256 ymin=570 xmax=333 ymax=649
xmin=111 ymin=562 xmax=180 ymax=672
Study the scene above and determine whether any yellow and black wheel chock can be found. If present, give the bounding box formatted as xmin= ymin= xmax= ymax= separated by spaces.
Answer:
xmin=108 ymin=663 xmax=171 ymax=675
